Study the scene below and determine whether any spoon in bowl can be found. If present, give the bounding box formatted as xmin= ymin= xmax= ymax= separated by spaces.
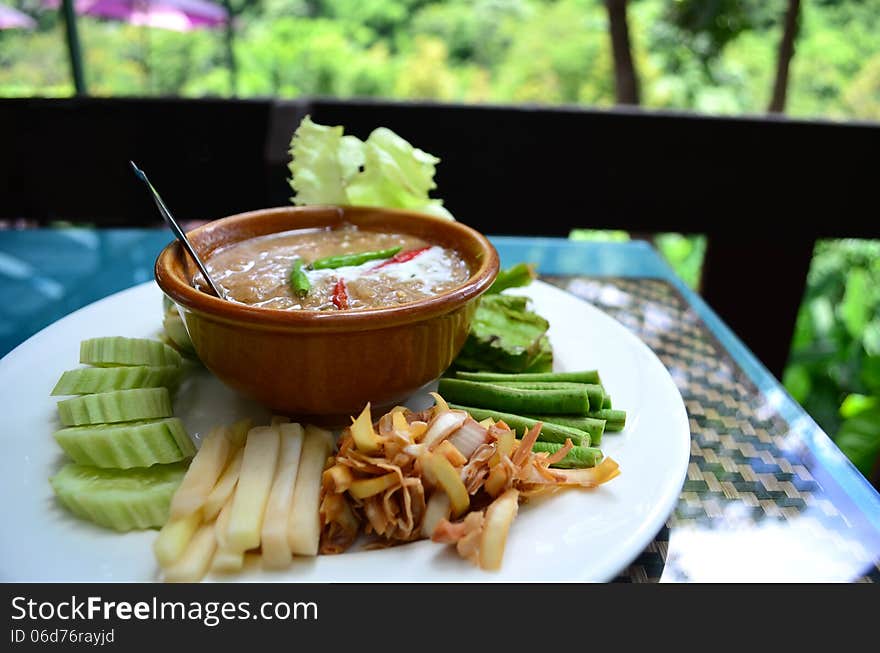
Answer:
xmin=129 ymin=161 xmax=228 ymax=300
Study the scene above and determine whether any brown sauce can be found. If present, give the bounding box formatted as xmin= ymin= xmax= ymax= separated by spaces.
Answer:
xmin=203 ymin=224 xmax=470 ymax=311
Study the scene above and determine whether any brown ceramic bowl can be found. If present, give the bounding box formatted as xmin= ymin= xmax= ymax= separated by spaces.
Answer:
xmin=155 ymin=205 xmax=499 ymax=423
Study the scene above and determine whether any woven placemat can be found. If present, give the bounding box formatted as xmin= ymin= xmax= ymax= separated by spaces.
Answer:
xmin=543 ymin=276 xmax=880 ymax=583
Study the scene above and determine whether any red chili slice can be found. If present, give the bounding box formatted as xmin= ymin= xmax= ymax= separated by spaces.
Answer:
xmin=370 ymin=246 xmax=431 ymax=271
xmin=332 ymin=278 xmax=349 ymax=310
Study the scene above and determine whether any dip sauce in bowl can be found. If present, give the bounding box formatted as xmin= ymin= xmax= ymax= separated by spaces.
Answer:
xmin=155 ymin=205 xmax=498 ymax=422
xmin=205 ymin=224 xmax=471 ymax=311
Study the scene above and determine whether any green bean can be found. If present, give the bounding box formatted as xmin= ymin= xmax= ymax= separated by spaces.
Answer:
xmin=531 ymin=442 xmax=603 ymax=469
xmin=524 ymin=414 xmax=606 ymax=444
xmin=289 ymin=260 xmax=311 ymax=296
xmin=602 ymin=394 xmax=612 ymax=409
xmin=586 ymin=409 xmax=626 ymax=431
xmin=439 ymin=378 xmax=589 ymax=415
xmin=447 ymin=403 xmax=589 ymax=446
xmin=455 ymin=370 xmax=601 ymax=385
xmin=486 ymin=381 xmax=604 ymax=412
xmin=310 ymin=246 xmax=402 ymax=270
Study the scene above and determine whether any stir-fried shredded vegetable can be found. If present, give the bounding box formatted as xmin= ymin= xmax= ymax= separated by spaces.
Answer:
xmin=319 ymin=399 xmax=620 ymax=570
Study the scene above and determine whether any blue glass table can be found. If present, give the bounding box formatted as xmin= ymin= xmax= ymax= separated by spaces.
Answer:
xmin=2 ymin=228 xmax=879 ymax=582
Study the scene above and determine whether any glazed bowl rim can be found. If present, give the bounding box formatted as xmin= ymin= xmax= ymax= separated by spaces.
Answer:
xmin=154 ymin=205 xmax=499 ymax=331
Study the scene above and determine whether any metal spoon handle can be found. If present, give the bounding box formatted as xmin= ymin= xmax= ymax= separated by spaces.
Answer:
xmin=129 ymin=161 xmax=226 ymax=300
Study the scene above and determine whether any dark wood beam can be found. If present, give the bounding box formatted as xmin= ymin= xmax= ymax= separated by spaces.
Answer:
xmin=701 ymin=235 xmax=816 ymax=379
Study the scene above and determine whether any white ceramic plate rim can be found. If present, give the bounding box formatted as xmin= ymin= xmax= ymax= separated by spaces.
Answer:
xmin=0 ymin=279 xmax=689 ymax=582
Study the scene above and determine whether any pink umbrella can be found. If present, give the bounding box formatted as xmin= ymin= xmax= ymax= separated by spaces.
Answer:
xmin=0 ymin=2 xmax=36 ymax=29
xmin=44 ymin=0 xmax=227 ymax=32
xmin=45 ymin=0 xmax=234 ymax=96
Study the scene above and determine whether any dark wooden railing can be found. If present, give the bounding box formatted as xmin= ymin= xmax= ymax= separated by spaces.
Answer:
xmin=2 ymin=97 xmax=879 ymax=379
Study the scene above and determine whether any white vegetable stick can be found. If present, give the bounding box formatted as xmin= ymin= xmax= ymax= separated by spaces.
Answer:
xmin=287 ymin=425 xmax=333 ymax=556
xmin=227 ymin=418 xmax=253 ymax=448
xmin=261 ymin=423 xmax=305 ymax=569
xmin=169 ymin=426 xmax=231 ymax=519
xmin=226 ymin=426 xmax=281 ymax=552
xmin=243 ymin=552 xmax=262 ymax=570
xmin=310 ymin=424 xmax=335 ymax=452
xmin=202 ymin=447 xmax=244 ymax=521
xmin=154 ymin=509 xmax=202 ymax=568
xmin=211 ymin=547 xmax=245 ymax=573
xmin=214 ymin=486 xmax=233 ymax=549
xmin=163 ymin=523 xmax=217 ymax=583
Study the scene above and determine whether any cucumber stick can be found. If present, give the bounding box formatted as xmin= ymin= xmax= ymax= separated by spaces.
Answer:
xmin=51 ymin=365 xmax=182 ymax=396
xmin=50 ymin=462 xmax=187 ymax=531
xmin=80 ymin=337 xmax=182 ymax=368
xmin=57 ymin=388 xmax=173 ymax=426
xmin=162 ymin=312 xmax=196 ymax=356
xmin=53 ymin=418 xmax=195 ymax=469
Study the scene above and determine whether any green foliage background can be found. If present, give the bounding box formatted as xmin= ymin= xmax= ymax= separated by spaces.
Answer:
xmin=1 ymin=0 xmax=878 ymax=479
xmin=3 ymin=0 xmax=880 ymax=120
xmin=785 ymin=241 xmax=880 ymax=479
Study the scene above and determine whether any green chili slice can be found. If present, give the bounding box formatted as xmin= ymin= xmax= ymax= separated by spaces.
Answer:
xmin=310 ymin=246 xmax=402 ymax=270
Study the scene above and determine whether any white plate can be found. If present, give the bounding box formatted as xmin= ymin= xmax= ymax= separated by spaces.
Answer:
xmin=0 ymin=279 xmax=689 ymax=582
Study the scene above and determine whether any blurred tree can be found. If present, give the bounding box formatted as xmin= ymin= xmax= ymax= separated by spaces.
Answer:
xmin=150 ymin=28 xmax=224 ymax=95
xmin=232 ymin=16 xmax=394 ymax=97
xmin=843 ymin=52 xmax=880 ymax=121
xmin=654 ymin=233 xmax=706 ymax=290
xmin=768 ymin=0 xmax=801 ymax=112
xmin=784 ymin=239 xmax=880 ymax=480
xmin=3 ymin=0 xmax=878 ymax=117
xmin=216 ymin=0 xmax=264 ymax=96
xmin=310 ymin=0 xmax=432 ymax=38
xmin=221 ymin=0 xmax=237 ymax=94
xmin=262 ymin=0 xmax=311 ymax=18
xmin=649 ymin=0 xmax=774 ymax=110
xmin=493 ymin=0 xmax=614 ymax=105
xmin=0 ymin=24 xmax=73 ymax=96
xmin=395 ymin=34 xmax=456 ymax=99
xmin=235 ymin=17 xmax=354 ymax=95
xmin=411 ymin=0 xmax=528 ymax=66
xmin=604 ymin=0 xmax=639 ymax=104
xmin=82 ymin=22 xmax=149 ymax=95
xmin=661 ymin=0 xmax=774 ymax=64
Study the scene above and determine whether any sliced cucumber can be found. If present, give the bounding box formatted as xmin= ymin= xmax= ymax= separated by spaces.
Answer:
xmin=57 ymin=388 xmax=173 ymax=426
xmin=80 ymin=337 xmax=182 ymax=368
xmin=163 ymin=418 xmax=197 ymax=458
xmin=162 ymin=311 xmax=196 ymax=356
xmin=51 ymin=365 xmax=182 ymax=396
xmin=53 ymin=418 xmax=195 ymax=468
xmin=50 ymin=462 xmax=188 ymax=531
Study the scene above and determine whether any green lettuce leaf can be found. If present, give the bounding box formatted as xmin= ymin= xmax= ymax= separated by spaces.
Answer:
xmin=524 ymin=336 xmax=554 ymax=373
xmin=288 ymin=117 xmax=452 ymax=218
xmin=487 ymin=263 xmax=537 ymax=295
xmin=455 ymin=295 xmax=551 ymax=372
xmin=288 ymin=115 xmax=362 ymax=206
